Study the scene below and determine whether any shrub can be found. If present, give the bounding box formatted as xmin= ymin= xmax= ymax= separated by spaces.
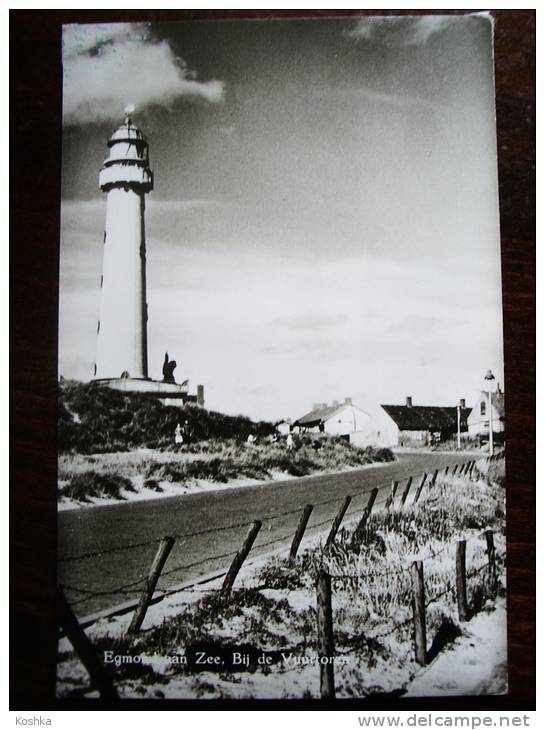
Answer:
xmin=257 ymin=557 xmax=309 ymax=590
xmin=369 ymin=447 xmax=395 ymax=463
xmin=143 ymin=478 xmax=163 ymax=492
xmin=59 ymin=471 xmax=135 ymax=502
xmin=58 ymin=380 xmax=276 ymax=454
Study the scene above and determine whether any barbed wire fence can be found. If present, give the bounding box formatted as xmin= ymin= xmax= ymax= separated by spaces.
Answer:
xmin=315 ymin=529 xmax=506 ymax=699
xmin=58 ymin=453 xmax=503 ymax=618
xmin=58 ymin=451 xmax=505 ymax=700
xmin=58 ymin=471 xmax=419 ymax=615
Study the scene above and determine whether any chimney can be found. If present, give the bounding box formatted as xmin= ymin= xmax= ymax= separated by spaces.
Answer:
xmin=406 ymin=396 xmax=412 ymax=408
xmin=197 ymin=384 xmax=205 ymax=407
xmin=344 ymin=397 xmax=352 ymax=405
xmin=459 ymin=398 xmax=466 ymax=408
xmin=332 ymin=399 xmax=339 ymax=407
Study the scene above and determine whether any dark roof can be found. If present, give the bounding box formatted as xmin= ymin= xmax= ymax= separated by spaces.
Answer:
xmin=381 ymin=405 xmax=472 ymax=432
xmin=295 ymin=403 xmax=347 ymax=427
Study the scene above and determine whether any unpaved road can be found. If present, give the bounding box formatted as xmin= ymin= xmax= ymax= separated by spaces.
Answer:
xmin=58 ymin=451 xmax=471 ymax=617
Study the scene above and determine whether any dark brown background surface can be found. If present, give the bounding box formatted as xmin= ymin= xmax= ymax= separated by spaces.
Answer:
xmin=10 ymin=9 xmax=535 ymax=711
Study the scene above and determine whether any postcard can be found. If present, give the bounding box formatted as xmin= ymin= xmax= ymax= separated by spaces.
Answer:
xmin=57 ymin=14 xmax=506 ymax=702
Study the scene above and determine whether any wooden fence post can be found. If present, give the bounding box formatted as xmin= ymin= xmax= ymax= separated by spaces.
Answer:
xmin=128 ymin=536 xmax=175 ymax=633
xmin=325 ymin=496 xmax=351 ymax=547
xmin=413 ymin=473 xmax=427 ymax=504
xmin=221 ymin=520 xmax=262 ymax=596
xmin=354 ymin=488 xmax=378 ymax=541
xmin=456 ymin=539 xmax=469 ymax=621
xmin=452 ymin=464 xmax=458 ymax=475
xmin=430 ymin=469 xmax=439 ymax=487
xmin=58 ymin=587 xmax=119 ymax=700
xmin=400 ymin=476 xmax=413 ymax=507
xmin=485 ymin=530 xmax=497 ymax=596
xmin=385 ymin=480 xmax=398 ymax=511
xmin=316 ymin=571 xmax=335 ymax=700
xmin=290 ymin=504 xmax=314 ymax=561
xmin=464 ymin=461 xmax=471 ymax=475
xmin=444 ymin=465 xmax=449 ymax=476
xmin=411 ymin=561 xmax=427 ymax=666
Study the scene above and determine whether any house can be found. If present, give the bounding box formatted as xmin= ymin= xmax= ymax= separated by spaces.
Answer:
xmin=467 ymin=385 xmax=505 ymax=436
xmin=293 ymin=397 xmax=371 ymax=446
xmin=275 ymin=419 xmax=292 ymax=436
xmin=369 ymin=397 xmax=472 ymax=448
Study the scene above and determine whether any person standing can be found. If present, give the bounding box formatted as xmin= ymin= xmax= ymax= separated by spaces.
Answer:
xmin=174 ymin=423 xmax=183 ymax=446
xmin=182 ymin=419 xmax=192 ymax=445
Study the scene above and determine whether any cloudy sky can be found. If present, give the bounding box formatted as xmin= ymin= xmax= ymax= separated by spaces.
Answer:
xmin=59 ymin=14 xmax=504 ymax=421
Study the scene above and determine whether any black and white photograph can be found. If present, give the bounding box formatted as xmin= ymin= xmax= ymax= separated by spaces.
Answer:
xmin=56 ymin=13 xmax=508 ymax=701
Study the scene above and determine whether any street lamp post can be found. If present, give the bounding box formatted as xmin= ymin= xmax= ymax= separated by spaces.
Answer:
xmin=484 ymin=370 xmax=495 ymax=456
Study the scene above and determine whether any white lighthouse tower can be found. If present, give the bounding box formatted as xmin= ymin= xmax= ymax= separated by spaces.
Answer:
xmin=95 ymin=105 xmax=152 ymax=381
xmin=92 ymin=107 xmax=205 ymax=407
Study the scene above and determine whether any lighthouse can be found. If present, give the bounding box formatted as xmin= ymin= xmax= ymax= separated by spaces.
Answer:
xmin=92 ymin=107 xmax=205 ymax=408
xmin=95 ymin=105 xmax=152 ymax=381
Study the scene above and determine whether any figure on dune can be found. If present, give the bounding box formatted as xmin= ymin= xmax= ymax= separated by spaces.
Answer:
xmin=162 ymin=352 xmax=177 ymax=384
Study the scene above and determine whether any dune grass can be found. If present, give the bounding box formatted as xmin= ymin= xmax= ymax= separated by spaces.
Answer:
xmin=58 ymin=472 xmax=136 ymax=503
xmin=57 ymin=459 xmax=505 ymax=699
xmin=58 ymin=379 xmax=395 ymax=504
xmin=58 ymin=437 xmax=395 ymax=503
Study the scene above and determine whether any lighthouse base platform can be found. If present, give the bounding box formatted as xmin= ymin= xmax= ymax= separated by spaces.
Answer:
xmin=93 ymin=378 xmax=202 ymax=408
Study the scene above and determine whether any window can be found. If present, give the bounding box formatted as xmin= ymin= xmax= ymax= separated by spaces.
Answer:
xmin=480 ymin=401 xmax=486 ymax=416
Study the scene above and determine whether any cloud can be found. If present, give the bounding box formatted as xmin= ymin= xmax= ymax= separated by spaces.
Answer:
xmin=349 ymin=15 xmax=458 ymax=47
xmin=357 ymin=84 xmax=446 ymax=114
xmin=273 ymin=312 xmax=348 ymax=331
xmin=62 ymin=22 xmax=224 ymax=125
xmin=148 ymin=199 xmax=241 ymax=214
